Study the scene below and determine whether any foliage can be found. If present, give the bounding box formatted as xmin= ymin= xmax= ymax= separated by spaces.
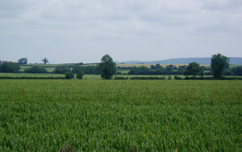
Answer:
xmin=114 ymin=77 xmax=129 ymax=80
xmin=96 ymin=54 xmax=116 ymax=79
xmin=24 ymin=66 xmax=48 ymax=73
xmin=0 ymin=76 xmax=65 ymax=79
xmin=128 ymin=66 xmax=184 ymax=75
xmin=0 ymin=80 xmax=241 ymax=151
xmin=72 ymin=65 xmax=97 ymax=74
xmin=184 ymin=62 xmax=204 ymax=78
xmin=211 ymin=53 xmax=230 ymax=79
xmin=130 ymin=77 xmax=164 ymax=80
xmin=231 ymin=66 xmax=242 ymax=76
xmin=85 ymin=65 xmax=97 ymax=74
xmin=17 ymin=58 xmax=27 ymax=64
xmin=0 ymin=62 xmax=20 ymax=73
xmin=42 ymin=57 xmax=49 ymax=64
xmin=72 ymin=65 xmax=84 ymax=74
xmin=54 ymin=66 xmax=70 ymax=74
xmin=76 ymin=71 xmax=84 ymax=79
xmin=65 ymin=72 xmax=74 ymax=79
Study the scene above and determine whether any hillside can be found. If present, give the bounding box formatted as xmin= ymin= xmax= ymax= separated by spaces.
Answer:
xmin=117 ymin=57 xmax=242 ymax=65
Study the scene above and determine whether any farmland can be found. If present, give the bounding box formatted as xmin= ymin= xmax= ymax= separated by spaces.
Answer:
xmin=0 ymin=80 xmax=242 ymax=151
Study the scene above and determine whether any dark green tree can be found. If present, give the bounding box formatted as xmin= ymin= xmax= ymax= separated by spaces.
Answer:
xmin=65 ymin=72 xmax=74 ymax=79
xmin=184 ymin=62 xmax=203 ymax=78
xmin=231 ymin=66 xmax=242 ymax=76
xmin=85 ymin=65 xmax=97 ymax=74
xmin=42 ymin=58 xmax=49 ymax=64
xmin=17 ymin=58 xmax=28 ymax=64
xmin=155 ymin=64 xmax=161 ymax=69
xmin=54 ymin=66 xmax=70 ymax=74
xmin=76 ymin=71 xmax=84 ymax=79
xmin=24 ymin=66 xmax=48 ymax=73
xmin=211 ymin=53 xmax=230 ymax=79
xmin=150 ymin=65 xmax=156 ymax=69
xmin=96 ymin=54 xmax=116 ymax=79
xmin=0 ymin=62 xmax=20 ymax=73
xmin=165 ymin=66 xmax=173 ymax=74
xmin=72 ymin=65 xmax=84 ymax=74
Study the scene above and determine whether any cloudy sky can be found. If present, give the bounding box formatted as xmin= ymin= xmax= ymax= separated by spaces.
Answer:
xmin=0 ymin=0 xmax=242 ymax=63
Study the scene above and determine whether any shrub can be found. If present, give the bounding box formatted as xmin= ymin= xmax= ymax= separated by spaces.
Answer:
xmin=114 ymin=77 xmax=128 ymax=80
xmin=24 ymin=66 xmax=48 ymax=73
xmin=65 ymin=72 xmax=74 ymax=79
xmin=76 ymin=71 xmax=84 ymax=79
xmin=130 ymin=77 xmax=164 ymax=80
xmin=54 ymin=66 xmax=70 ymax=74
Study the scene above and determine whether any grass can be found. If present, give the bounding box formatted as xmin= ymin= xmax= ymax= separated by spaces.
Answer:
xmin=1 ymin=73 xmax=242 ymax=80
xmin=0 ymin=80 xmax=242 ymax=151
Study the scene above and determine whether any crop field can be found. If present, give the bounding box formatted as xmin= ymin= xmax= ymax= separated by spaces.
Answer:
xmin=0 ymin=80 xmax=242 ymax=151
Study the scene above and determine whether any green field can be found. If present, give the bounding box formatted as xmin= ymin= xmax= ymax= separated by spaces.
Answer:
xmin=0 ymin=80 xmax=241 ymax=151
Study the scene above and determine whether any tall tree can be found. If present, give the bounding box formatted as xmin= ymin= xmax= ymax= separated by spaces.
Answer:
xmin=184 ymin=62 xmax=203 ymax=78
xmin=211 ymin=53 xmax=230 ymax=79
xmin=96 ymin=54 xmax=116 ymax=79
xmin=42 ymin=58 xmax=49 ymax=64
xmin=17 ymin=58 xmax=28 ymax=64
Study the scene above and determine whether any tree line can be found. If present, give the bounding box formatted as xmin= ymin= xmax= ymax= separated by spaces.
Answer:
xmin=1 ymin=53 xmax=242 ymax=79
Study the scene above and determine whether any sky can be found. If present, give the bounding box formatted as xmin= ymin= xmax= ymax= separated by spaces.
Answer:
xmin=0 ymin=0 xmax=242 ymax=64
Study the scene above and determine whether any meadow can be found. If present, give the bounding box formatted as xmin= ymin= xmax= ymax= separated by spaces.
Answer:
xmin=0 ymin=80 xmax=241 ymax=151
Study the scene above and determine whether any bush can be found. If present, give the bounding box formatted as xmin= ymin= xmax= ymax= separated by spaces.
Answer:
xmin=0 ymin=76 xmax=65 ymax=79
xmin=114 ymin=77 xmax=128 ymax=80
xmin=65 ymin=72 xmax=74 ymax=79
xmin=0 ymin=62 xmax=20 ymax=73
xmin=24 ymin=66 xmax=48 ymax=73
xmin=174 ymin=76 xmax=183 ymax=80
xmin=54 ymin=66 xmax=70 ymax=74
xmin=130 ymin=77 xmax=164 ymax=80
xmin=76 ymin=71 xmax=84 ymax=79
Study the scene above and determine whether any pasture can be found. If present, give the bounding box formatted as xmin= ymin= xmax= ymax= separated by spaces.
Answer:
xmin=0 ymin=80 xmax=241 ymax=151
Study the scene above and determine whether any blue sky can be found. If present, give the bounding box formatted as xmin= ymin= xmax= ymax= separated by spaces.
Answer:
xmin=0 ymin=0 xmax=242 ymax=63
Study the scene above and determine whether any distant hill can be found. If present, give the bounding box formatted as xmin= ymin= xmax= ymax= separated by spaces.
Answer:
xmin=116 ymin=57 xmax=242 ymax=65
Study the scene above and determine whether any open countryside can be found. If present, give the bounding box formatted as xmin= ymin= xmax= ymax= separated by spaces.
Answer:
xmin=1 ymin=54 xmax=242 ymax=151
xmin=1 ymin=0 xmax=242 ymax=151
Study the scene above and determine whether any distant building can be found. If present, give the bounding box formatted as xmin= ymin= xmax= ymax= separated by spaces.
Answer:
xmin=1 ymin=61 xmax=16 ymax=64
xmin=1 ymin=61 xmax=8 ymax=64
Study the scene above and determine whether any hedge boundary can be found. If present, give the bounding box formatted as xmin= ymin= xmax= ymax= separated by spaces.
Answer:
xmin=175 ymin=76 xmax=242 ymax=80
xmin=113 ymin=77 xmax=129 ymax=80
xmin=0 ymin=76 xmax=65 ymax=79
xmin=130 ymin=77 xmax=165 ymax=80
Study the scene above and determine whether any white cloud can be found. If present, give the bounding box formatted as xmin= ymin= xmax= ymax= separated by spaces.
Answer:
xmin=0 ymin=0 xmax=242 ymax=63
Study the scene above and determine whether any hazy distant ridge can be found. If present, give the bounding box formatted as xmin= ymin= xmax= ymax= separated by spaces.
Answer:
xmin=116 ymin=57 xmax=242 ymax=65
